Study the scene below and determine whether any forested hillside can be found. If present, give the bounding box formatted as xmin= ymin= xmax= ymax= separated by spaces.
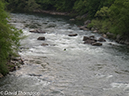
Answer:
xmin=5 ymin=0 xmax=129 ymax=40
xmin=0 ymin=0 xmax=22 ymax=76
xmin=5 ymin=0 xmax=114 ymax=18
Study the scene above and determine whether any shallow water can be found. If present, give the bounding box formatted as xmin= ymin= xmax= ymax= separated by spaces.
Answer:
xmin=0 ymin=13 xmax=129 ymax=96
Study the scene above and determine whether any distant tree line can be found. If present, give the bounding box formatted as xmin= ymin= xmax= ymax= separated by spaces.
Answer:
xmin=5 ymin=0 xmax=129 ymax=39
xmin=5 ymin=0 xmax=114 ymax=18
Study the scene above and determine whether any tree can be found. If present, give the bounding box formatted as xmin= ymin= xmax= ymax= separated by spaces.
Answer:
xmin=6 ymin=0 xmax=40 ymax=12
xmin=92 ymin=0 xmax=129 ymax=37
xmin=0 ymin=0 xmax=22 ymax=75
xmin=109 ymin=0 xmax=129 ymax=36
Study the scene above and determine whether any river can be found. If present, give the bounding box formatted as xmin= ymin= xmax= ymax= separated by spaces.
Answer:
xmin=0 ymin=13 xmax=129 ymax=96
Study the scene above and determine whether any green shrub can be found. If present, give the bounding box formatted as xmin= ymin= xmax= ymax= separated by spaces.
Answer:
xmin=0 ymin=0 xmax=22 ymax=75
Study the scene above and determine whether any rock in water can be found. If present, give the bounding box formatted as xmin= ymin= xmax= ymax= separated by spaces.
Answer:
xmin=30 ymin=29 xmax=46 ymax=33
xmin=68 ymin=34 xmax=78 ymax=37
xmin=92 ymin=42 xmax=102 ymax=46
xmin=41 ymin=43 xmax=48 ymax=46
xmin=83 ymin=36 xmax=90 ymax=41
xmin=84 ymin=39 xmax=97 ymax=44
xmin=98 ymin=37 xmax=106 ymax=42
xmin=37 ymin=37 xmax=45 ymax=40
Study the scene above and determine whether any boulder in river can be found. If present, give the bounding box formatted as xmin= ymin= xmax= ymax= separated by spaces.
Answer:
xmin=89 ymin=35 xmax=95 ymax=39
xmin=98 ymin=37 xmax=106 ymax=42
xmin=83 ymin=36 xmax=97 ymax=42
xmin=41 ymin=43 xmax=49 ymax=46
xmin=83 ymin=36 xmax=90 ymax=41
xmin=84 ymin=39 xmax=97 ymax=44
xmin=68 ymin=34 xmax=78 ymax=37
xmin=37 ymin=37 xmax=45 ymax=40
xmin=92 ymin=42 xmax=102 ymax=46
xmin=28 ymin=74 xmax=42 ymax=77
xmin=30 ymin=29 xmax=46 ymax=33
xmin=79 ymin=26 xmax=88 ymax=31
xmin=83 ymin=36 xmax=103 ymax=46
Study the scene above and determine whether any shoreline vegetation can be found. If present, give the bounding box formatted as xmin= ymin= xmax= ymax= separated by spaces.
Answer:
xmin=0 ymin=0 xmax=23 ymax=77
xmin=33 ymin=9 xmax=129 ymax=46
xmin=5 ymin=0 xmax=129 ymax=45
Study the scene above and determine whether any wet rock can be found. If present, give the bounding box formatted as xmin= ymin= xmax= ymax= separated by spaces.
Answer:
xmin=11 ymin=57 xmax=21 ymax=61
xmin=124 ymin=40 xmax=129 ymax=45
xmin=83 ymin=36 xmax=90 ymax=41
xmin=119 ymin=40 xmax=125 ymax=44
xmin=11 ymin=57 xmax=24 ymax=65
xmin=15 ymin=66 xmax=21 ymax=70
xmin=115 ymin=35 xmax=129 ymax=45
xmin=84 ymin=39 xmax=97 ymax=44
xmin=92 ymin=42 xmax=102 ymax=46
xmin=68 ymin=34 xmax=78 ymax=37
xmin=0 ymin=73 xmax=3 ymax=78
xmin=83 ymin=36 xmax=103 ymax=46
xmin=79 ymin=26 xmax=88 ymax=30
xmin=69 ymin=18 xmax=75 ymax=21
xmin=93 ymin=30 xmax=98 ymax=33
xmin=76 ymin=14 xmax=88 ymax=20
xmin=106 ymin=32 xmax=115 ymax=39
xmin=84 ymin=20 xmax=91 ymax=25
xmin=102 ymin=34 xmax=107 ymax=38
xmin=9 ymin=66 xmax=16 ymax=72
xmin=83 ymin=36 xmax=96 ymax=41
xmin=29 ymin=29 xmax=46 ymax=33
xmin=89 ymin=35 xmax=95 ymax=39
xmin=98 ymin=37 xmax=106 ymax=42
xmin=41 ymin=43 xmax=49 ymax=46
xmin=37 ymin=37 xmax=45 ymax=40
xmin=76 ymin=16 xmax=81 ymax=20
xmin=28 ymin=74 xmax=42 ymax=77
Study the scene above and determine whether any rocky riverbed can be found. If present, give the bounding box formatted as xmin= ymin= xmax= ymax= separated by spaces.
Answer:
xmin=0 ymin=13 xmax=129 ymax=96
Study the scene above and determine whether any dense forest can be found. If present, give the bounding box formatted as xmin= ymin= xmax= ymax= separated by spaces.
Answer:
xmin=0 ymin=0 xmax=129 ymax=75
xmin=5 ymin=0 xmax=129 ymax=39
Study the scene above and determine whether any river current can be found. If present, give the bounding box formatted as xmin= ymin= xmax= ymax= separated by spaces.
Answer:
xmin=0 ymin=13 xmax=129 ymax=96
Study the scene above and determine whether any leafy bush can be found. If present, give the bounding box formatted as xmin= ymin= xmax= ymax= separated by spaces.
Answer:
xmin=91 ymin=0 xmax=129 ymax=38
xmin=0 ymin=1 xmax=22 ymax=75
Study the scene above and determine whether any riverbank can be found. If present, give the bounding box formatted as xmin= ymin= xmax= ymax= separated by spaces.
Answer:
xmin=33 ymin=10 xmax=129 ymax=46
xmin=78 ymin=20 xmax=129 ymax=46
xmin=0 ymin=56 xmax=24 ymax=78
xmin=33 ymin=10 xmax=70 ymax=16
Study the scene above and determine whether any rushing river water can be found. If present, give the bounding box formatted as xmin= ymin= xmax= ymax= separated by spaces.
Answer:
xmin=0 ymin=13 xmax=129 ymax=96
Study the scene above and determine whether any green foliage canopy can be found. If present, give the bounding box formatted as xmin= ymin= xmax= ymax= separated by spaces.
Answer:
xmin=0 ymin=1 xmax=22 ymax=75
xmin=92 ymin=0 xmax=129 ymax=37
